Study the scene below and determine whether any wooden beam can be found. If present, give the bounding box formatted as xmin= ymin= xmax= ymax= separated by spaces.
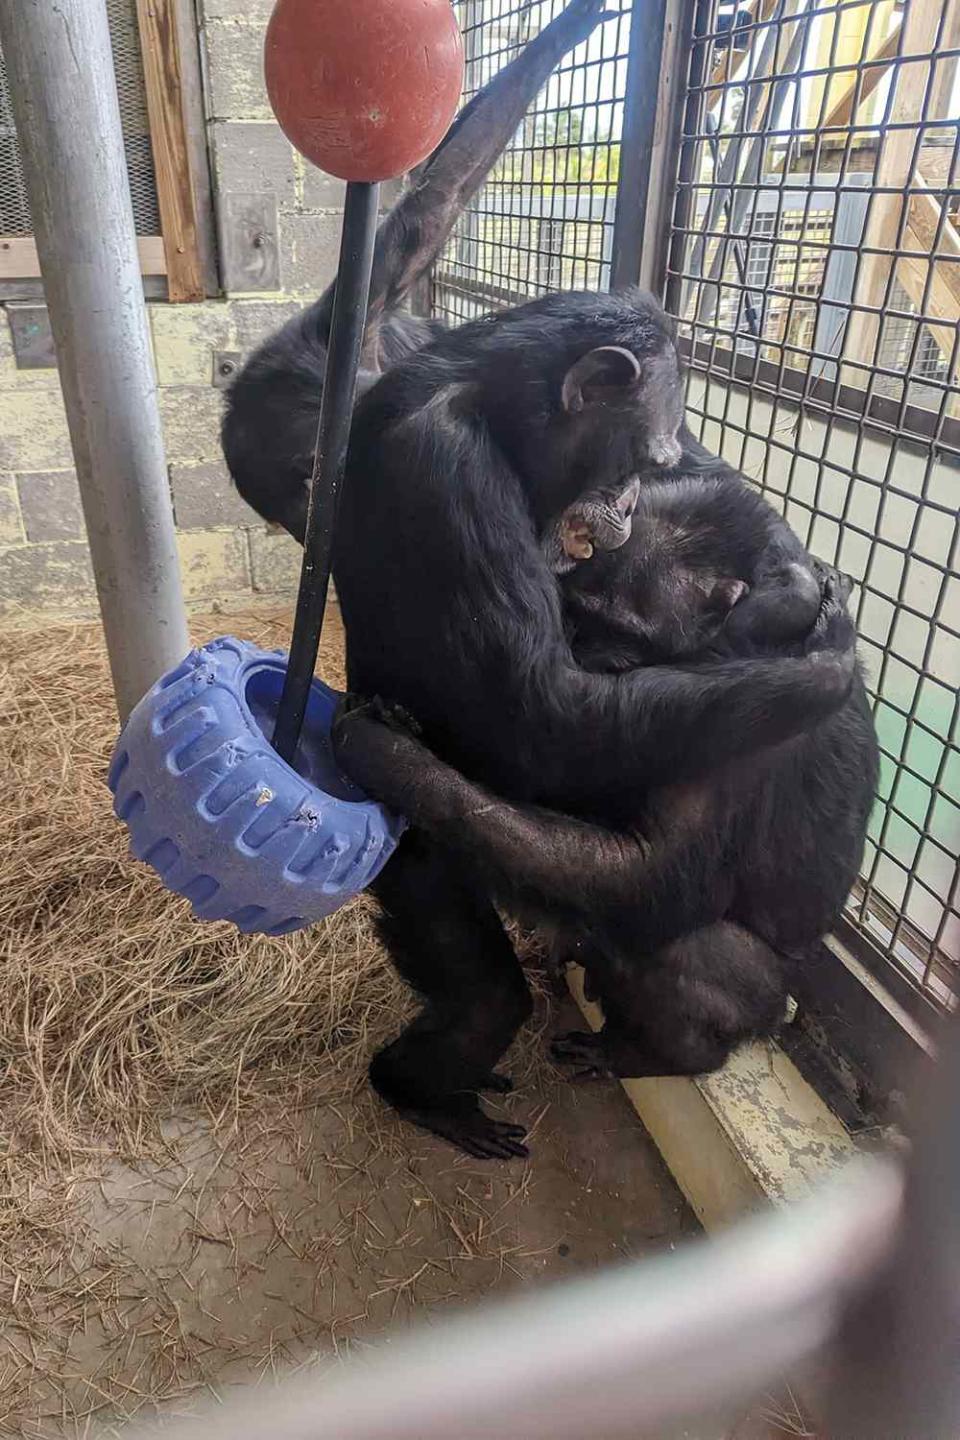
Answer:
xmin=822 ymin=23 xmax=903 ymax=130
xmin=899 ymin=180 xmax=960 ymax=377
xmin=0 ymin=235 xmax=167 ymax=279
xmin=135 ymin=0 xmax=204 ymax=302
xmin=843 ymin=0 xmax=950 ymax=376
xmin=707 ymin=0 xmax=779 ymax=93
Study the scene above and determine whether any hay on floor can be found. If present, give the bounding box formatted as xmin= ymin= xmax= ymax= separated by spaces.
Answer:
xmin=0 ymin=609 xmax=558 ymax=1437
xmin=0 ymin=610 xmax=406 ymax=1154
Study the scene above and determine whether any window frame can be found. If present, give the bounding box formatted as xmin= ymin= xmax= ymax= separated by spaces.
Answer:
xmin=0 ymin=0 xmax=216 ymax=303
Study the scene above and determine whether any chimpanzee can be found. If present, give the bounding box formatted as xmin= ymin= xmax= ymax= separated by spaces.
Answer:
xmin=328 ymin=285 xmax=872 ymax=1158
xmin=221 ymin=0 xmax=616 ymax=541
xmin=332 ymin=472 xmax=877 ymax=1102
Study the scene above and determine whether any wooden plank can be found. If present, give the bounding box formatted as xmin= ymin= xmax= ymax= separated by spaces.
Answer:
xmin=0 ymin=235 xmax=167 ymax=279
xmin=843 ymin=0 xmax=949 ymax=376
xmin=899 ymin=183 xmax=960 ymax=378
xmin=706 ymin=0 xmax=778 ymax=93
xmin=171 ymin=0 xmax=218 ymax=296
xmin=135 ymin=0 xmax=204 ymax=302
xmin=822 ymin=23 xmax=903 ymax=130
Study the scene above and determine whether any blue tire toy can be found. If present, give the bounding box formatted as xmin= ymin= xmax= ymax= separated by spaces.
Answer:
xmin=108 ymin=637 xmax=405 ymax=936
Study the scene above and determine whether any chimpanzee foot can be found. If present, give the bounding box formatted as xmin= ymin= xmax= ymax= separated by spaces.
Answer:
xmin=550 ymin=1030 xmax=614 ymax=1080
xmin=395 ymin=1096 xmax=528 ymax=1160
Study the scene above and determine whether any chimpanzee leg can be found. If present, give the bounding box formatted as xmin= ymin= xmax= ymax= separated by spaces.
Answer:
xmin=553 ymin=924 xmax=788 ymax=1079
xmin=369 ymin=830 xmax=532 ymax=1160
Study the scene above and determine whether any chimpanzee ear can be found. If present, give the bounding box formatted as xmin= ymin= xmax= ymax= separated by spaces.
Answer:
xmin=561 ymin=346 xmax=642 ymax=413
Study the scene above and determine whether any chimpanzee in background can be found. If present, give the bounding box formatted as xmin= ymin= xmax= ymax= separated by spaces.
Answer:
xmin=328 ymin=286 xmax=874 ymax=1158
xmin=221 ymin=0 xmax=616 ymax=542
xmin=332 ymin=472 xmax=877 ymax=1101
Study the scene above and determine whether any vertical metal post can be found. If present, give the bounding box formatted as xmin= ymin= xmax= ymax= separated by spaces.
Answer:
xmin=609 ymin=0 xmax=670 ymax=293
xmin=0 ymin=0 xmax=189 ymax=722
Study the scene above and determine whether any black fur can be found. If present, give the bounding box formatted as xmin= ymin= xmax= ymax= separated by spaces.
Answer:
xmin=333 ymin=472 xmax=877 ymax=1088
xmin=329 ymin=287 xmax=875 ymax=1157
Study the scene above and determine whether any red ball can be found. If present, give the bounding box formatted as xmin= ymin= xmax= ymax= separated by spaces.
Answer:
xmin=264 ymin=0 xmax=464 ymax=183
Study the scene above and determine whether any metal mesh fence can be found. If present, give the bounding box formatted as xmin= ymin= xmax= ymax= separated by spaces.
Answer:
xmin=0 ymin=0 xmax=160 ymax=238
xmin=666 ymin=0 xmax=960 ymax=1012
xmin=430 ymin=0 xmax=635 ymax=323
xmin=433 ymin=0 xmax=960 ymax=1015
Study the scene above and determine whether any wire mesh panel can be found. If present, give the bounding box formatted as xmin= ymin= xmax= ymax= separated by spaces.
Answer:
xmin=430 ymin=0 xmax=635 ymax=323
xmin=665 ymin=0 xmax=960 ymax=1011
xmin=0 ymin=0 xmax=160 ymax=237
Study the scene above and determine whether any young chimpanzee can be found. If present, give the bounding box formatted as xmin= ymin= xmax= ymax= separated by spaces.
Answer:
xmin=332 ymin=474 xmax=877 ymax=1094
xmin=330 ymin=285 xmax=872 ymax=1158
xmin=221 ymin=0 xmax=615 ymax=541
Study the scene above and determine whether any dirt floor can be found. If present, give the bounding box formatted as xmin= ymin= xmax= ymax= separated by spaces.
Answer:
xmin=0 ymin=605 xmax=811 ymax=1440
xmin=0 ymin=605 xmax=704 ymax=1436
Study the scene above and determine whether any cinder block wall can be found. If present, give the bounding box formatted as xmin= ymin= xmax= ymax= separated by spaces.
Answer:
xmin=0 ymin=0 xmax=352 ymax=623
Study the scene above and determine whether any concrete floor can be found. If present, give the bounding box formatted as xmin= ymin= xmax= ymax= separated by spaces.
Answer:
xmin=8 ymin=996 xmax=717 ymax=1437
xmin=1 ymin=607 xmax=808 ymax=1438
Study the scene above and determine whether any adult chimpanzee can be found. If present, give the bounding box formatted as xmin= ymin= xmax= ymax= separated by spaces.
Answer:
xmin=329 ymin=286 xmax=870 ymax=1158
xmin=332 ymin=471 xmax=877 ymax=1103
xmin=221 ymin=0 xmax=616 ymax=541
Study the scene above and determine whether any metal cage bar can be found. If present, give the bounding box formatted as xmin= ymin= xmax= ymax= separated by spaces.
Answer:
xmin=430 ymin=0 xmax=960 ymax=1018
xmin=665 ymin=0 xmax=960 ymax=1014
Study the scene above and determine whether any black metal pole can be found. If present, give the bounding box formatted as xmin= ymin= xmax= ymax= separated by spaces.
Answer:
xmin=273 ymin=180 xmax=380 ymax=765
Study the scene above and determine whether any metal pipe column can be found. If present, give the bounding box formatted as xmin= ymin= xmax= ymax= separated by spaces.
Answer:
xmin=0 ymin=0 xmax=189 ymax=721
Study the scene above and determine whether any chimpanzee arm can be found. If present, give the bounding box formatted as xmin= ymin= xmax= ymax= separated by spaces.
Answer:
xmin=337 ymin=394 xmax=858 ymax=811
xmin=320 ymin=0 xmax=615 ymax=359
xmin=332 ymin=699 xmax=695 ymax=939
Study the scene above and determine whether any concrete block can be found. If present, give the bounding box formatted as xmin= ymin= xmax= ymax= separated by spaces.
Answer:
xmin=159 ymin=387 xmax=226 ymax=464
xmin=204 ymin=20 xmax=270 ymax=120
xmin=211 ymin=122 xmax=297 ymax=207
xmin=177 ymin=529 xmax=251 ymax=600
xmin=231 ymin=299 xmax=303 ymax=353
xmin=17 ymin=469 xmax=84 ymax=542
xmin=302 ymin=162 xmax=346 ymax=213
xmin=250 ymin=527 xmax=302 ymax=593
xmin=0 ymin=472 xmax=24 ymax=546
xmin=150 ymin=301 xmax=234 ymax=386
xmin=300 ymin=168 xmax=399 ymax=217
xmin=201 ymin=0 xmax=274 ymax=19
xmin=172 ymin=459 xmax=258 ymax=529
xmin=0 ymin=384 xmax=73 ymax=470
xmin=279 ymin=212 xmax=341 ymax=296
xmin=0 ymin=541 xmax=94 ymax=614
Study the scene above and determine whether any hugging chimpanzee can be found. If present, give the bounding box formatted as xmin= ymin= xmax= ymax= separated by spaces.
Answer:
xmin=333 ymin=466 xmax=877 ymax=1100
xmin=220 ymin=0 xmax=877 ymax=1159
xmin=324 ymin=287 xmax=877 ymax=1159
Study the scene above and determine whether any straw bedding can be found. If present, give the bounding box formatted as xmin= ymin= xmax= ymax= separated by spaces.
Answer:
xmin=0 ymin=609 xmax=550 ymax=1435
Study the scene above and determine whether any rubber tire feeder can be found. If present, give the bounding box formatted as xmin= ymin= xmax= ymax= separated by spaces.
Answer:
xmin=108 ymin=638 xmax=405 ymax=936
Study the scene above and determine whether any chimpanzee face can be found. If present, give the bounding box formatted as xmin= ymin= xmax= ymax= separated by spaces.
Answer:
xmin=559 ymin=342 xmax=684 ymax=472
xmin=544 ymin=479 xmax=749 ymax=669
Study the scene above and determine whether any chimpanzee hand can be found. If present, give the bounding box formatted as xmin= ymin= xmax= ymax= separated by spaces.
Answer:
xmin=553 ymin=0 xmax=621 ymax=51
xmin=803 ymin=569 xmax=857 ymax=670
xmin=550 ymin=1030 xmax=614 ymax=1080
xmin=719 ymin=557 xmax=821 ymax=650
xmin=332 ymin=694 xmax=432 ymax=813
